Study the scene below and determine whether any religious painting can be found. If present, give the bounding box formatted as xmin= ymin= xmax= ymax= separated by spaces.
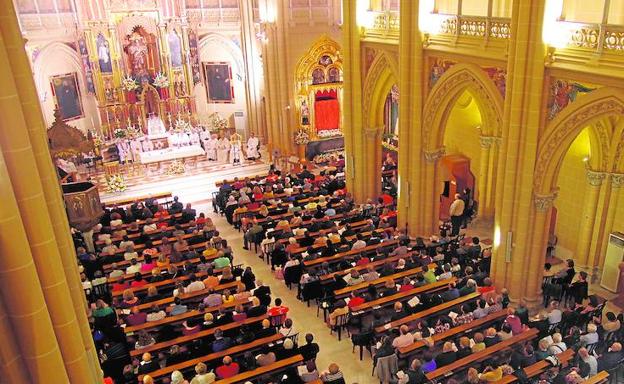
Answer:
xmin=547 ymin=79 xmax=597 ymax=120
xmin=312 ymin=68 xmax=325 ymax=84
xmin=168 ymin=31 xmax=183 ymax=68
xmin=328 ymin=67 xmax=341 ymax=83
xmin=188 ymin=29 xmax=201 ymax=85
xmin=319 ymin=55 xmax=333 ymax=66
xmin=429 ymin=57 xmax=456 ymax=89
xmin=50 ymin=73 xmax=84 ymax=121
xmin=123 ymin=26 xmax=159 ymax=82
xmin=78 ymin=36 xmax=96 ymax=94
xmin=97 ymin=34 xmax=113 ymax=73
xmin=203 ymin=62 xmax=234 ymax=103
xmin=300 ymin=99 xmax=310 ymax=126
xmin=482 ymin=67 xmax=507 ymax=98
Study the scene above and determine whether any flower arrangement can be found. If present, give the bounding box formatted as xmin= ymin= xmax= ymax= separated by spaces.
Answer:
xmin=165 ymin=160 xmax=185 ymax=175
xmin=294 ymin=129 xmax=310 ymax=145
xmin=105 ymin=174 xmax=127 ymax=193
xmin=121 ymin=76 xmax=139 ymax=91
xmin=114 ymin=128 xmax=127 ymax=139
xmin=313 ymin=150 xmax=344 ymax=164
xmin=317 ymin=128 xmax=342 ymax=138
xmin=172 ymin=118 xmax=192 ymax=133
xmin=125 ymin=125 xmax=142 ymax=139
xmin=153 ymin=72 xmax=169 ymax=88
xmin=209 ymin=112 xmax=228 ymax=131
xmin=382 ymin=140 xmax=398 ymax=152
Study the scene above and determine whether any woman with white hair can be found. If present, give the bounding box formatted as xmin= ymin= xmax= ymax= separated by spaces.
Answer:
xmin=580 ymin=323 xmax=599 ymax=346
xmin=548 ymin=333 xmax=567 ymax=354
xmin=171 ymin=370 xmax=189 ymax=384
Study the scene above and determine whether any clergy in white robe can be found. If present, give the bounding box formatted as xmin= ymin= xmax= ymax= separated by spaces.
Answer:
xmin=141 ymin=138 xmax=154 ymax=152
xmin=117 ymin=140 xmax=130 ymax=163
xmin=189 ymin=129 xmax=200 ymax=146
xmin=230 ymin=132 xmax=243 ymax=165
xmin=205 ymin=134 xmax=218 ymax=161
xmin=217 ymin=137 xmax=230 ymax=163
xmin=246 ymin=133 xmax=260 ymax=160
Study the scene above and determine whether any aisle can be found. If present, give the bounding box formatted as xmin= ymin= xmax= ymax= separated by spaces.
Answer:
xmin=206 ymin=211 xmax=378 ymax=384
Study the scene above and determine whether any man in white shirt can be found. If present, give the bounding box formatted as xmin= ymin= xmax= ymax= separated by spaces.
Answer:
xmin=351 ymin=234 xmax=367 ymax=251
xmin=448 ymin=193 xmax=465 ymax=236
xmin=246 ymin=132 xmax=260 ymax=160
xmin=126 ymin=258 xmax=142 ymax=274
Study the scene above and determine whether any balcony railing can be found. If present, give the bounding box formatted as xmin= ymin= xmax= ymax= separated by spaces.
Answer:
xmin=558 ymin=21 xmax=624 ymax=53
xmin=363 ymin=11 xmax=400 ymax=39
xmin=437 ymin=14 xmax=511 ymax=40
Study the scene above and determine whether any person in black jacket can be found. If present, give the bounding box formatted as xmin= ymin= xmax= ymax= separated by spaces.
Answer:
xmin=403 ymin=358 xmax=427 ymax=384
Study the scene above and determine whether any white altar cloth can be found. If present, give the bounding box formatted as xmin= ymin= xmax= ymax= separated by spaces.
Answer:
xmin=139 ymin=145 xmax=205 ymax=164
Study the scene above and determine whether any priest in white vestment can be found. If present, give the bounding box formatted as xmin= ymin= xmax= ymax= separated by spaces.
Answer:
xmin=246 ymin=132 xmax=260 ymax=160
xmin=217 ymin=136 xmax=230 ymax=163
xmin=189 ymin=129 xmax=200 ymax=146
xmin=230 ymin=132 xmax=243 ymax=165
xmin=205 ymin=134 xmax=218 ymax=161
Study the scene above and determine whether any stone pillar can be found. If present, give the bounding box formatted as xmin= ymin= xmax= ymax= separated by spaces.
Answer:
xmin=397 ymin=0 xmax=425 ymax=233
xmin=0 ymin=1 xmax=101 ymax=381
xmin=524 ymin=191 xmax=557 ymax=303
xmin=364 ymin=127 xmax=383 ymax=201
xmin=239 ymin=0 xmax=264 ymax=138
xmin=575 ymin=169 xmax=606 ymax=268
xmin=595 ymin=173 xmax=624 ymax=272
xmin=423 ymin=148 xmax=446 ymax=235
xmin=342 ymin=0 xmax=366 ymax=202
xmin=478 ymin=136 xmax=494 ymax=218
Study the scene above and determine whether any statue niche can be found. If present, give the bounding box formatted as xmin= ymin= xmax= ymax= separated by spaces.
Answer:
xmin=123 ymin=26 xmax=160 ymax=81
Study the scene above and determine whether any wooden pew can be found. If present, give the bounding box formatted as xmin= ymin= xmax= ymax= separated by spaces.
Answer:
xmin=124 ymin=298 xmax=251 ymax=334
xmin=216 ymin=355 xmax=304 ymax=384
xmin=104 ymin=191 xmax=172 ymax=208
xmin=425 ymin=328 xmax=540 ymax=381
xmin=129 ymin=314 xmax=269 ymax=358
xmin=398 ymin=309 xmax=508 ymax=359
xmin=373 ymin=291 xmax=480 ymax=335
xmin=303 ymin=240 xmax=399 ymax=268
xmin=138 ymin=334 xmax=285 ymax=381
xmin=582 ymin=371 xmax=609 ymax=384
xmin=493 ymin=349 xmax=574 ymax=384
xmin=102 ymin=231 xmax=204 ymax=262
xmin=215 ymin=173 xmax=269 ymax=187
xmin=318 ymin=253 xmax=410 ymax=283
xmin=130 ymin=281 xmax=241 ymax=312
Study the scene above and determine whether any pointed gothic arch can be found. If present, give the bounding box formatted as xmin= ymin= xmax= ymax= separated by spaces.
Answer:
xmin=363 ymin=51 xmax=399 ymax=129
xmin=422 ymin=63 xmax=504 ymax=151
xmin=534 ymin=87 xmax=624 ymax=195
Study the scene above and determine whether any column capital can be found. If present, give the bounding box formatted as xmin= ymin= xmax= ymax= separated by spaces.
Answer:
xmin=611 ymin=173 xmax=624 ymax=188
xmin=423 ymin=147 xmax=445 ymax=163
xmin=364 ymin=127 xmax=381 ymax=139
xmin=479 ymin=135 xmax=501 ymax=149
xmin=586 ymin=169 xmax=607 ymax=187
xmin=533 ymin=190 xmax=558 ymax=212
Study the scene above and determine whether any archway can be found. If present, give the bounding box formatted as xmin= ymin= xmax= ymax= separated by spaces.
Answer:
xmin=421 ymin=63 xmax=504 ymax=234
xmin=533 ymin=88 xmax=624 ymax=283
xmin=363 ymin=51 xmax=399 ymax=201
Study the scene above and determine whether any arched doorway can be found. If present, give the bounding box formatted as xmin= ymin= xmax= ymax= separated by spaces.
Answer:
xmin=362 ymin=51 xmax=399 ymax=202
xmin=533 ymin=88 xmax=624 ymax=286
xmin=421 ymin=63 xmax=504 ymax=235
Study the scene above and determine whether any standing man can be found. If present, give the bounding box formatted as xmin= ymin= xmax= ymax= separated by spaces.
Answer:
xmin=205 ymin=133 xmax=218 ymax=161
xmin=230 ymin=131 xmax=242 ymax=166
xmin=246 ymin=132 xmax=260 ymax=160
xmin=449 ymin=193 xmax=465 ymax=236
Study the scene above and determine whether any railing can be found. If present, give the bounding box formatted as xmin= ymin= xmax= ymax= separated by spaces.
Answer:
xmin=362 ymin=11 xmax=400 ymax=39
xmin=437 ymin=14 xmax=511 ymax=40
xmin=558 ymin=21 xmax=624 ymax=53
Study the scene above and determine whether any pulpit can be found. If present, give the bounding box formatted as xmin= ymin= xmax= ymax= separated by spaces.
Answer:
xmin=62 ymin=182 xmax=104 ymax=231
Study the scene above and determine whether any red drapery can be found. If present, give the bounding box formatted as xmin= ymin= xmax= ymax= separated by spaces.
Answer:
xmin=314 ymin=89 xmax=340 ymax=132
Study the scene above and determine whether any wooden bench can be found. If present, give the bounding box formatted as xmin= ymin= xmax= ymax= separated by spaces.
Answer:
xmin=129 ymin=313 xmax=269 ymax=357
xmin=104 ymin=192 xmax=172 ymax=208
xmin=318 ymin=253 xmax=412 ymax=283
xmin=581 ymin=371 xmax=609 ymax=384
xmin=216 ymin=355 xmax=304 ymax=384
xmin=493 ymin=349 xmax=574 ymax=383
xmin=425 ymin=328 xmax=539 ymax=381
xmin=373 ymin=291 xmax=480 ymax=334
xmin=130 ymin=281 xmax=242 ymax=312
xmin=303 ymin=240 xmax=399 ymax=268
xmin=138 ymin=334 xmax=285 ymax=381
xmin=398 ymin=309 xmax=508 ymax=358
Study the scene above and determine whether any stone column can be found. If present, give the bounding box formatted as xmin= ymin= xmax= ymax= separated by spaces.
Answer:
xmin=423 ymin=148 xmax=446 ymax=235
xmin=0 ymin=1 xmax=101 ymax=381
xmin=596 ymin=173 xmax=624 ymax=272
xmin=397 ymin=0 xmax=425 ymax=233
xmin=364 ymin=127 xmax=383 ymax=201
xmin=239 ymin=0 xmax=263 ymax=137
xmin=342 ymin=0 xmax=366 ymax=202
xmin=478 ymin=136 xmax=494 ymax=218
xmin=524 ymin=191 xmax=557 ymax=303
xmin=575 ymin=169 xmax=606 ymax=268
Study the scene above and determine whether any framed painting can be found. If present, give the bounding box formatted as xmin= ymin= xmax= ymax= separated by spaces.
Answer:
xmin=50 ymin=73 xmax=84 ymax=121
xmin=203 ymin=62 xmax=234 ymax=103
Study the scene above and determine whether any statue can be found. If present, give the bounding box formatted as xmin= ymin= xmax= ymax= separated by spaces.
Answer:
xmin=125 ymin=32 xmax=149 ymax=77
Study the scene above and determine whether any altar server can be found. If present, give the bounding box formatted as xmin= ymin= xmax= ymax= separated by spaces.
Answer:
xmin=189 ymin=128 xmax=200 ymax=146
xmin=205 ymin=134 xmax=218 ymax=161
xmin=246 ymin=132 xmax=260 ymax=160
xmin=230 ymin=131 xmax=243 ymax=165
xmin=217 ymin=135 xmax=230 ymax=163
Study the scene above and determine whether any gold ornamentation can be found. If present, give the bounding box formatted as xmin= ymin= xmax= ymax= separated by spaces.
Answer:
xmin=363 ymin=11 xmax=400 ymax=39
xmin=362 ymin=51 xmax=398 ymax=127
xmin=534 ymin=191 xmax=558 ymax=212
xmin=611 ymin=173 xmax=624 ymax=188
xmin=423 ymin=147 xmax=446 ymax=163
xmin=586 ymin=170 xmax=607 ymax=186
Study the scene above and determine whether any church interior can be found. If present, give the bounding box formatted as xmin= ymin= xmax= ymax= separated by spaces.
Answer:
xmin=3 ymin=0 xmax=624 ymax=383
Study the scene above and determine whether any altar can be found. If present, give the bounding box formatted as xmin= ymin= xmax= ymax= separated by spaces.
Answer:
xmin=139 ymin=145 xmax=204 ymax=164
